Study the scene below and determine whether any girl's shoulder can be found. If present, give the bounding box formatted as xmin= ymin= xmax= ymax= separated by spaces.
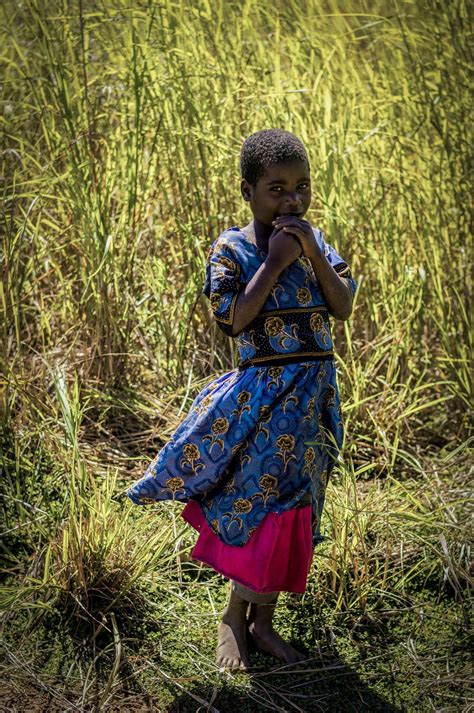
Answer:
xmin=314 ymin=227 xmax=351 ymax=270
xmin=214 ymin=226 xmax=251 ymax=249
xmin=202 ymin=227 xmax=250 ymax=299
xmin=207 ymin=226 xmax=255 ymax=263
xmin=314 ymin=227 xmax=357 ymax=292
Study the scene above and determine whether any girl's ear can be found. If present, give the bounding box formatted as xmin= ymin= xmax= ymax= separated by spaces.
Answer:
xmin=241 ymin=179 xmax=251 ymax=202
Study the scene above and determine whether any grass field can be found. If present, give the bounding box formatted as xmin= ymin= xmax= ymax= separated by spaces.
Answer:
xmin=1 ymin=0 xmax=472 ymax=710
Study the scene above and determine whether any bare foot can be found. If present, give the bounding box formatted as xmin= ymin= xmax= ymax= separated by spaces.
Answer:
xmin=248 ymin=620 xmax=306 ymax=664
xmin=217 ymin=615 xmax=251 ymax=672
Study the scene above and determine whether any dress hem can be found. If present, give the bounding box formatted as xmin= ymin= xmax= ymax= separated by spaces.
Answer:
xmin=181 ymin=499 xmax=313 ymax=595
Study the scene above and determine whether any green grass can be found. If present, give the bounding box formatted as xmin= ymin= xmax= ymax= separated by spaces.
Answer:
xmin=1 ymin=0 xmax=472 ymax=710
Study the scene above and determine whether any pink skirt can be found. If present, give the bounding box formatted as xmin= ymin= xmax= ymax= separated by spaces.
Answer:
xmin=181 ymin=499 xmax=313 ymax=594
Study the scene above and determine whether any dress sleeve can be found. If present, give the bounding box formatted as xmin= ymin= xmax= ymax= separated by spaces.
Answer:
xmin=202 ymin=236 xmax=244 ymax=336
xmin=315 ymin=228 xmax=358 ymax=296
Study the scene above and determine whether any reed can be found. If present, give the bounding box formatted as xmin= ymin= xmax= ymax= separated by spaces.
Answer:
xmin=1 ymin=0 xmax=471 ymax=708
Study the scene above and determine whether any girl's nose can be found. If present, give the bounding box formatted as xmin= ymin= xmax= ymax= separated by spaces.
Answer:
xmin=284 ymin=194 xmax=302 ymax=211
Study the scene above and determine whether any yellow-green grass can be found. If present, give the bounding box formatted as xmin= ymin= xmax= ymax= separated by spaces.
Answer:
xmin=1 ymin=0 xmax=472 ymax=709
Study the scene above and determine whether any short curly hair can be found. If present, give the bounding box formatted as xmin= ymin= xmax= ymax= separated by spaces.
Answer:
xmin=240 ymin=129 xmax=309 ymax=186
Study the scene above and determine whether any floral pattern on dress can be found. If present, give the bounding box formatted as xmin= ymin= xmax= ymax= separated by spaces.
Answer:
xmin=127 ymin=227 xmax=357 ymax=547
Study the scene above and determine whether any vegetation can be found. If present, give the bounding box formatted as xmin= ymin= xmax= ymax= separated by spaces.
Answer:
xmin=1 ymin=0 xmax=471 ymax=710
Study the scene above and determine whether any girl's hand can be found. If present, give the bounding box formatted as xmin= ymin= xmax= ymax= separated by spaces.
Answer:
xmin=273 ymin=217 xmax=354 ymax=320
xmin=267 ymin=228 xmax=302 ymax=269
xmin=271 ymin=217 xmax=321 ymax=260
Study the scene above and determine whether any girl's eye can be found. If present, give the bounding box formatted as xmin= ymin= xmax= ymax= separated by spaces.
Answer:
xmin=270 ymin=184 xmax=310 ymax=192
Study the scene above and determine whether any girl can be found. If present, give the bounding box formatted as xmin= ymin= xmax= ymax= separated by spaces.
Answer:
xmin=127 ymin=129 xmax=357 ymax=672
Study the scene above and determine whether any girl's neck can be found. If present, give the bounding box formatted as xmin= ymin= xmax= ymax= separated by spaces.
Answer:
xmin=243 ymin=218 xmax=273 ymax=253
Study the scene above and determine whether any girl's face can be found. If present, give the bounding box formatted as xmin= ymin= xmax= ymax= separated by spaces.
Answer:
xmin=241 ymin=159 xmax=311 ymax=227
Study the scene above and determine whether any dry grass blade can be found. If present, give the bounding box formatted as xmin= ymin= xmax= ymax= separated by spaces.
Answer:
xmin=0 ymin=0 xmax=471 ymax=710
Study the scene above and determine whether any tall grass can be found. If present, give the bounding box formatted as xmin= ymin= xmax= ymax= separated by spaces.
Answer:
xmin=2 ymin=0 xmax=471 ymax=407
xmin=1 ymin=0 xmax=472 ymax=708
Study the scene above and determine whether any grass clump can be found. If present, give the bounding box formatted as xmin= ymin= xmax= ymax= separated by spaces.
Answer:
xmin=1 ymin=0 xmax=472 ymax=709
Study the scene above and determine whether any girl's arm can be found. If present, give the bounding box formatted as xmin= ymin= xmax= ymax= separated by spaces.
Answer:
xmin=271 ymin=217 xmax=353 ymax=321
xmin=231 ymin=231 xmax=301 ymax=335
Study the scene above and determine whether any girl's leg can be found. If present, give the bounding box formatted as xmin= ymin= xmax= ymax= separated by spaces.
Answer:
xmin=216 ymin=583 xmax=251 ymax=672
xmin=247 ymin=594 xmax=306 ymax=664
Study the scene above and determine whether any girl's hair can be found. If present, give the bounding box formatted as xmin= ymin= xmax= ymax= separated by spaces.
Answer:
xmin=240 ymin=129 xmax=309 ymax=186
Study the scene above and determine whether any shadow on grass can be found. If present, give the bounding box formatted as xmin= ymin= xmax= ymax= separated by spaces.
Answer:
xmin=167 ymin=649 xmax=402 ymax=713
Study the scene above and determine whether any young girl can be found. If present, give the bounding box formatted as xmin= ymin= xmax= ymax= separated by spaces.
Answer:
xmin=127 ymin=129 xmax=357 ymax=672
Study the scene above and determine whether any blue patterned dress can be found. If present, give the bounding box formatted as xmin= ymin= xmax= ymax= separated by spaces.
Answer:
xmin=127 ymin=227 xmax=357 ymax=547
